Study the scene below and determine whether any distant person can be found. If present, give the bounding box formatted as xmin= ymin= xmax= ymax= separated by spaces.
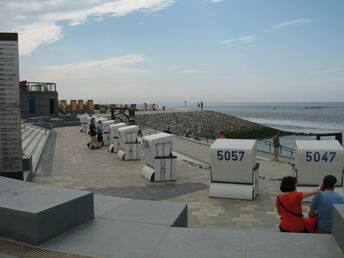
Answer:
xmin=308 ymin=175 xmax=343 ymax=233
xmin=197 ymin=126 xmax=202 ymax=136
xmin=96 ymin=120 xmax=103 ymax=148
xmin=276 ymin=176 xmax=321 ymax=233
xmin=197 ymin=102 xmax=200 ymax=109
xmin=273 ymin=132 xmax=281 ymax=161
xmin=218 ymin=130 xmax=226 ymax=139
xmin=87 ymin=118 xmax=97 ymax=149
xmin=184 ymin=128 xmax=192 ymax=138
xmin=163 ymin=126 xmax=172 ymax=134
xmin=200 ymin=101 xmax=203 ymax=110
xmin=137 ymin=125 xmax=143 ymax=137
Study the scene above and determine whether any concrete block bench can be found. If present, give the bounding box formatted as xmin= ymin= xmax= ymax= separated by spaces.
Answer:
xmin=0 ymin=176 xmax=94 ymax=245
xmin=333 ymin=204 xmax=344 ymax=253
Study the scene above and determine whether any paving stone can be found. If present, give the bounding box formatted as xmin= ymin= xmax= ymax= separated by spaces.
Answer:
xmin=87 ymin=183 xmax=208 ymax=201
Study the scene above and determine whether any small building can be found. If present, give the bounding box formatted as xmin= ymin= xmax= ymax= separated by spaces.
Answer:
xmin=20 ymin=81 xmax=59 ymax=117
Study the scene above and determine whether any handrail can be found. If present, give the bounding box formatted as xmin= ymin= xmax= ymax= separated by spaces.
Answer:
xmin=22 ymin=118 xmax=53 ymax=135
xmin=264 ymin=141 xmax=295 ymax=157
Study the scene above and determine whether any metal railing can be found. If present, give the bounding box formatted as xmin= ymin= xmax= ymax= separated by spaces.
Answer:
xmin=264 ymin=141 xmax=295 ymax=157
xmin=22 ymin=118 xmax=53 ymax=135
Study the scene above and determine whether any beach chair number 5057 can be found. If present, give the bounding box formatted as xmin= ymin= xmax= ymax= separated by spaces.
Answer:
xmin=217 ymin=151 xmax=245 ymax=161
xmin=305 ymin=151 xmax=336 ymax=162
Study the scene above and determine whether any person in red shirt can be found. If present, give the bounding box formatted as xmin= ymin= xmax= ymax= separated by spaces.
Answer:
xmin=276 ymin=176 xmax=321 ymax=233
xmin=218 ymin=130 xmax=226 ymax=139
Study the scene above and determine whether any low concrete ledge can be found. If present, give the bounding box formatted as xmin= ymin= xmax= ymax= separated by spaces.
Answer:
xmin=333 ymin=204 xmax=344 ymax=253
xmin=41 ymin=226 xmax=344 ymax=258
xmin=249 ymin=230 xmax=343 ymax=258
xmin=0 ymin=177 xmax=94 ymax=245
xmin=95 ymin=195 xmax=187 ymax=227
xmin=0 ymin=176 xmax=33 ymax=193
xmin=42 ymin=219 xmax=170 ymax=258
xmin=153 ymin=227 xmax=248 ymax=258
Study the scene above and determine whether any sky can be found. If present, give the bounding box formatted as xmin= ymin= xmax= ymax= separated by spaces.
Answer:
xmin=1 ymin=0 xmax=344 ymax=104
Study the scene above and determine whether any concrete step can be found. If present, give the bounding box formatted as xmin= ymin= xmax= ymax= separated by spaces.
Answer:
xmin=41 ymin=196 xmax=343 ymax=258
xmin=31 ymin=130 xmax=50 ymax=172
xmin=21 ymin=123 xmax=51 ymax=176
xmin=23 ymin=129 xmax=47 ymax=162
xmin=1 ymin=176 xmax=342 ymax=258
xmin=21 ymin=125 xmax=36 ymax=142
xmin=23 ymin=127 xmax=46 ymax=151
xmin=22 ymin=126 xmax=44 ymax=152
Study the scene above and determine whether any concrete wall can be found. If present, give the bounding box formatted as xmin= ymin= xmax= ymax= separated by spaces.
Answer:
xmin=20 ymin=91 xmax=59 ymax=117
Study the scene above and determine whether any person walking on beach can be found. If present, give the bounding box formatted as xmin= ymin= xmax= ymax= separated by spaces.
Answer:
xmin=197 ymin=126 xmax=202 ymax=136
xmin=200 ymin=101 xmax=203 ymax=110
xmin=96 ymin=120 xmax=103 ymax=148
xmin=87 ymin=118 xmax=97 ymax=149
xmin=184 ymin=127 xmax=192 ymax=138
xmin=137 ymin=125 xmax=143 ymax=137
xmin=273 ymin=132 xmax=281 ymax=161
xmin=308 ymin=175 xmax=343 ymax=233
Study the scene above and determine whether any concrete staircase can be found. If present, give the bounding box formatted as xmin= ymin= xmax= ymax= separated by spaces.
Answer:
xmin=21 ymin=122 xmax=51 ymax=180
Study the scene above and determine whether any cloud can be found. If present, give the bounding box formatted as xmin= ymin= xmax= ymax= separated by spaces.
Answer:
xmin=210 ymin=0 xmax=223 ymax=3
xmin=219 ymin=35 xmax=256 ymax=44
xmin=182 ymin=69 xmax=202 ymax=74
xmin=265 ymin=18 xmax=314 ymax=32
xmin=0 ymin=0 xmax=175 ymax=55
xmin=19 ymin=23 xmax=64 ymax=55
xmin=40 ymin=54 xmax=149 ymax=78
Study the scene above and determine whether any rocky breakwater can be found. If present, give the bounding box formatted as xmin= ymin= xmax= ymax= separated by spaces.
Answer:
xmin=136 ymin=110 xmax=273 ymax=139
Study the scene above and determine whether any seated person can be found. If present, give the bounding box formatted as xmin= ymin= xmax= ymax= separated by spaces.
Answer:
xmin=217 ymin=130 xmax=226 ymax=139
xmin=308 ymin=175 xmax=343 ymax=233
xmin=276 ymin=176 xmax=321 ymax=233
xmin=163 ymin=126 xmax=172 ymax=134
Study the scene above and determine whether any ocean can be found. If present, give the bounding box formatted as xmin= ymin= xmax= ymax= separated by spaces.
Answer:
xmin=205 ymin=102 xmax=344 ymax=135
xmin=162 ymin=102 xmax=344 ymax=155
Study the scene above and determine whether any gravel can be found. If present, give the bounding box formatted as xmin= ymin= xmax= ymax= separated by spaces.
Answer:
xmin=136 ymin=110 xmax=261 ymax=137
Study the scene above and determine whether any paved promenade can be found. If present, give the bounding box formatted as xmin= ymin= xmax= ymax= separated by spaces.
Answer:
xmin=33 ymin=126 xmax=308 ymax=231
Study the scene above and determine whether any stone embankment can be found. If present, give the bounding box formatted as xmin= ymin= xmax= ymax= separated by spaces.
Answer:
xmin=136 ymin=110 xmax=261 ymax=137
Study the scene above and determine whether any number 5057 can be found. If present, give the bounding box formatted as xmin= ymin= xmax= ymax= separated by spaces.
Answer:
xmin=217 ymin=151 xmax=245 ymax=161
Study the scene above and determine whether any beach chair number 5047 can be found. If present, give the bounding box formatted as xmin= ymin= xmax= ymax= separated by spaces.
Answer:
xmin=305 ymin=152 xmax=336 ymax=162
xmin=217 ymin=151 xmax=245 ymax=161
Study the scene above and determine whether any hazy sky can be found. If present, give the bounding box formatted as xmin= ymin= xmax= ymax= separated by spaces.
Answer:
xmin=1 ymin=0 xmax=344 ymax=103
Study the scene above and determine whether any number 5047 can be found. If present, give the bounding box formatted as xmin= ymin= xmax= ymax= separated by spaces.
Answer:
xmin=217 ymin=151 xmax=245 ymax=161
xmin=305 ymin=152 xmax=336 ymax=162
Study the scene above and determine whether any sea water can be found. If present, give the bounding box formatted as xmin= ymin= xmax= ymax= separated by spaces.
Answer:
xmin=205 ymin=102 xmax=344 ymax=135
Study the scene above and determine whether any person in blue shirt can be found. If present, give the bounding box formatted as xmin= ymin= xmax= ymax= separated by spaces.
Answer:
xmin=308 ymin=175 xmax=343 ymax=233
